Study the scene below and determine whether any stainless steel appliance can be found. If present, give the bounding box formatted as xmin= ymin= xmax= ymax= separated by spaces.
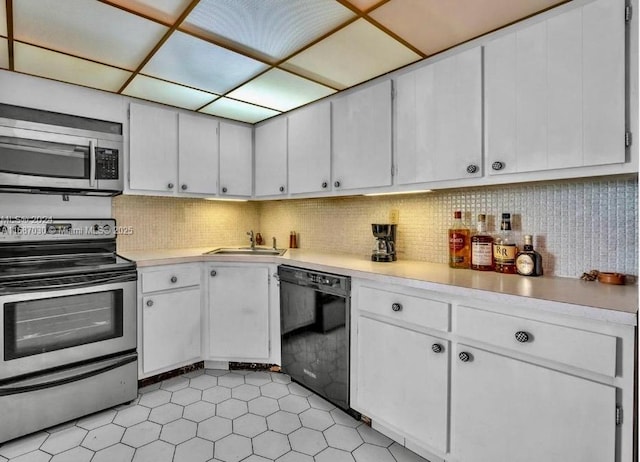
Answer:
xmin=279 ymin=265 xmax=352 ymax=412
xmin=0 ymin=218 xmax=137 ymax=443
xmin=0 ymin=103 xmax=123 ymax=196
xmin=371 ymin=223 xmax=397 ymax=262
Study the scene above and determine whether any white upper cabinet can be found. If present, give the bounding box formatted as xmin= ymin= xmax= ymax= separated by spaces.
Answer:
xmin=485 ymin=0 xmax=625 ymax=176
xmin=255 ymin=117 xmax=288 ymax=197
xmin=395 ymin=47 xmax=482 ymax=185
xmin=288 ymin=102 xmax=332 ymax=195
xmin=219 ymin=121 xmax=253 ymax=197
xmin=332 ymin=80 xmax=393 ymax=191
xmin=178 ymin=112 xmax=218 ymax=196
xmin=129 ymin=102 xmax=178 ymax=193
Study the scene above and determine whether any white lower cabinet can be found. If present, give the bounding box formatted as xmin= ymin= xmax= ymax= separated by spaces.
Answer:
xmin=138 ymin=264 xmax=202 ymax=378
xmin=451 ymin=344 xmax=615 ymax=462
xmin=206 ymin=263 xmax=279 ymax=363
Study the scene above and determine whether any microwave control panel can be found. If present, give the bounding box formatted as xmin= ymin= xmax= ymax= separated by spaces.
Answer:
xmin=95 ymin=148 xmax=119 ymax=180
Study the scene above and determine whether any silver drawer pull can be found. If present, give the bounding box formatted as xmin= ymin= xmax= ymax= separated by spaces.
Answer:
xmin=391 ymin=303 xmax=402 ymax=312
xmin=170 ymin=276 xmax=178 ymax=283
xmin=432 ymin=343 xmax=443 ymax=353
xmin=210 ymin=270 xmax=217 ymax=277
xmin=146 ymin=300 xmax=154 ymax=307
xmin=459 ymin=352 xmax=471 ymax=362
xmin=515 ymin=331 xmax=530 ymax=343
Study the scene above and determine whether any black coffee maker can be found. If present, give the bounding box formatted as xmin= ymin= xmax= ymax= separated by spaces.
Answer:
xmin=371 ymin=224 xmax=397 ymax=262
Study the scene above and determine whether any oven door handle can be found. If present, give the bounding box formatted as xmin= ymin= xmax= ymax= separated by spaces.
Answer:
xmin=5 ymin=273 xmax=136 ymax=293
xmin=0 ymin=353 xmax=137 ymax=396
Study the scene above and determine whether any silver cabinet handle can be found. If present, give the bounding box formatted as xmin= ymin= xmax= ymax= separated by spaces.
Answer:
xmin=391 ymin=303 xmax=402 ymax=312
xmin=459 ymin=352 xmax=471 ymax=362
xmin=321 ymin=181 xmax=328 ymax=189
xmin=210 ymin=270 xmax=217 ymax=277
xmin=491 ymin=161 xmax=505 ymax=171
xmin=181 ymin=184 xmax=188 ymax=190
xmin=515 ymin=331 xmax=530 ymax=343
xmin=334 ymin=180 xmax=341 ymax=188
xmin=170 ymin=276 xmax=177 ymax=283
xmin=221 ymin=187 xmax=228 ymax=193
xmin=167 ymin=183 xmax=174 ymax=189
xmin=279 ymin=186 xmax=285 ymax=193
xmin=432 ymin=343 xmax=443 ymax=353
xmin=466 ymin=164 xmax=478 ymax=174
xmin=146 ymin=300 xmax=154 ymax=307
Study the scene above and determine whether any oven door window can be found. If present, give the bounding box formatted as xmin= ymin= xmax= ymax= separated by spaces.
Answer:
xmin=4 ymin=289 xmax=123 ymax=360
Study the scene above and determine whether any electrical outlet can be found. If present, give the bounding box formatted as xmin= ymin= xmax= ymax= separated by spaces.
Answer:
xmin=389 ymin=209 xmax=399 ymax=224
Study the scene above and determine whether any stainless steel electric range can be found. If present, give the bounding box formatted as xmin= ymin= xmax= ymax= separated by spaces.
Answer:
xmin=0 ymin=218 xmax=137 ymax=443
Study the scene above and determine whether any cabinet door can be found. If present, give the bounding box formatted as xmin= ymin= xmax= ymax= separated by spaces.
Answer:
xmin=452 ymin=344 xmax=616 ymax=462
xmin=356 ymin=316 xmax=448 ymax=453
xmin=208 ymin=265 xmax=270 ymax=360
xmin=219 ymin=122 xmax=252 ymax=197
xmin=255 ymin=117 xmax=287 ymax=197
xmin=485 ymin=0 xmax=625 ymax=175
xmin=332 ymin=80 xmax=392 ymax=191
xmin=178 ymin=112 xmax=218 ymax=195
xmin=288 ymin=102 xmax=331 ymax=195
xmin=142 ymin=288 xmax=201 ymax=374
xmin=396 ymin=47 xmax=482 ymax=185
xmin=129 ymin=103 xmax=177 ymax=192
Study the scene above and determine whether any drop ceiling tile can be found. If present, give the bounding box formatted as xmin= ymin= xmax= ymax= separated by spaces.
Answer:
xmin=143 ymin=31 xmax=269 ymax=94
xmin=14 ymin=42 xmax=131 ymax=92
xmin=200 ymin=97 xmax=280 ymax=124
xmin=0 ymin=0 xmax=6 ymax=37
xmin=123 ymin=75 xmax=218 ymax=110
xmin=226 ymin=68 xmax=335 ymax=112
xmin=0 ymin=38 xmax=8 ymax=69
xmin=107 ymin=0 xmax=192 ymax=24
xmin=13 ymin=0 xmax=168 ymax=70
xmin=183 ymin=0 xmax=356 ymax=61
xmin=370 ymin=0 xmax=566 ymax=55
xmin=344 ymin=0 xmax=381 ymax=12
xmin=282 ymin=18 xmax=421 ymax=89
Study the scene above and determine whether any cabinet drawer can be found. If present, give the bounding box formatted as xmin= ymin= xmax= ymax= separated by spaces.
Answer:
xmin=358 ymin=286 xmax=450 ymax=332
xmin=456 ymin=305 xmax=617 ymax=377
xmin=141 ymin=264 xmax=201 ymax=293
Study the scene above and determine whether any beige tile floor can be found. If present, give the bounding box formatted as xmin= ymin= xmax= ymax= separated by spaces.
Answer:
xmin=0 ymin=369 xmax=429 ymax=462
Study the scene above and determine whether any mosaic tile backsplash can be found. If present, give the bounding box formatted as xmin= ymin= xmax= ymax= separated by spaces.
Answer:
xmin=113 ymin=177 xmax=638 ymax=278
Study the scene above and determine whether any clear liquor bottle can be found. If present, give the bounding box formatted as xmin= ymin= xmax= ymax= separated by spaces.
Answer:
xmin=493 ymin=213 xmax=517 ymax=274
xmin=516 ymin=235 xmax=543 ymax=276
xmin=449 ymin=211 xmax=470 ymax=269
xmin=471 ymin=214 xmax=494 ymax=271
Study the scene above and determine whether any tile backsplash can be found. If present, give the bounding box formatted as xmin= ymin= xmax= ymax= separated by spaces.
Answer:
xmin=113 ymin=177 xmax=638 ymax=278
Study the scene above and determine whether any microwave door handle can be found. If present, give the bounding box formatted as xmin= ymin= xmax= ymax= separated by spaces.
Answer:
xmin=0 ymin=353 xmax=137 ymax=396
xmin=89 ymin=140 xmax=96 ymax=187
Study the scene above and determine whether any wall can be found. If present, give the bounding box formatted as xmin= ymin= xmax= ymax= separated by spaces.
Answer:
xmin=258 ymin=177 xmax=638 ymax=278
xmin=112 ymin=177 xmax=637 ymax=278
xmin=112 ymin=196 xmax=260 ymax=252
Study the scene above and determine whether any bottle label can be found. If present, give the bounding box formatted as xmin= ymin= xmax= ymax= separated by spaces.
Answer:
xmin=494 ymin=244 xmax=517 ymax=263
xmin=449 ymin=232 xmax=466 ymax=252
xmin=472 ymin=242 xmax=493 ymax=265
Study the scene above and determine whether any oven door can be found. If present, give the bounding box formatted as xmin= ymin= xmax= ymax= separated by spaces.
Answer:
xmin=0 ymin=272 xmax=136 ymax=381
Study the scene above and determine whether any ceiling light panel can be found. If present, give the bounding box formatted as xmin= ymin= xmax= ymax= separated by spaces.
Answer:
xmin=13 ymin=0 xmax=168 ymax=70
xmin=370 ymin=0 xmax=566 ymax=55
xmin=183 ymin=0 xmax=356 ymax=62
xmin=0 ymin=0 xmax=6 ymax=37
xmin=123 ymin=75 xmax=218 ymax=110
xmin=227 ymin=68 xmax=336 ymax=112
xmin=106 ymin=0 xmax=192 ymax=24
xmin=282 ymin=18 xmax=421 ymax=89
xmin=0 ymin=38 xmax=8 ymax=69
xmin=143 ymin=31 xmax=269 ymax=94
xmin=200 ymin=97 xmax=280 ymax=124
xmin=14 ymin=43 xmax=131 ymax=92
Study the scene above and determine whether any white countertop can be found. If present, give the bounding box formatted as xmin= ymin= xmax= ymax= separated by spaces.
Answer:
xmin=122 ymin=247 xmax=638 ymax=326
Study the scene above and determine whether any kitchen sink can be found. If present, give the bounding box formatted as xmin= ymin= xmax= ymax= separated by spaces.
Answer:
xmin=204 ymin=247 xmax=287 ymax=256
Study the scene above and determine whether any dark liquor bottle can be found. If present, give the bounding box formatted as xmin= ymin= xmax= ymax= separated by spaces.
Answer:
xmin=471 ymin=214 xmax=494 ymax=271
xmin=516 ymin=235 xmax=543 ymax=276
xmin=494 ymin=213 xmax=517 ymax=274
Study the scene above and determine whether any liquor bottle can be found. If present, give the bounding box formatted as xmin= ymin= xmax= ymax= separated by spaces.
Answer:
xmin=516 ymin=235 xmax=543 ymax=276
xmin=448 ymin=211 xmax=470 ymax=269
xmin=493 ymin=213 xmax=517 ymax=274
xmin=471 ymin=214 xmax=494 ymax=271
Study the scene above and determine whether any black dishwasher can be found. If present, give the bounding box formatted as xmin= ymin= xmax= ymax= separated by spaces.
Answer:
xmin=278 ymin=265 xmax=351 ymax=411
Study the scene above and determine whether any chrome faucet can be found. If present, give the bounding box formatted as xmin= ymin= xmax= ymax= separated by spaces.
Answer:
xmin=247 ymin=230 xmax=255 ymax=250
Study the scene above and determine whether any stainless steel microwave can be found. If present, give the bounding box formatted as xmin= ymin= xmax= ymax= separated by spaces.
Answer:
xmin=0 ymin=104 xmax=123 ymax=196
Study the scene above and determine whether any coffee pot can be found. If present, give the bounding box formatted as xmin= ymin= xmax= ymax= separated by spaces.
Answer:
xmin=371 ymin=224 xmax=397 ymax=262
